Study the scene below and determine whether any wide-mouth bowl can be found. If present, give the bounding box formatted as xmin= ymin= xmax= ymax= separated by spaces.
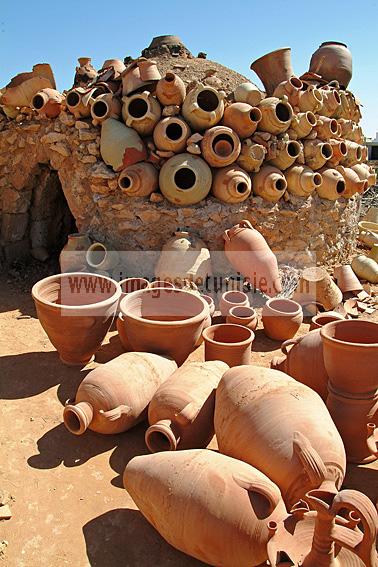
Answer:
xmin=221 ymin=291 xmax=249 ymax=305
xmin=320 ymin=320 xmax=378 ymax=347
xmin=311 ymin=313 xmax=344 ymax=327
xmin=265 ymin=298 xmax=302 ymax=316
xmin=120 ymin=288 xmax=208 ymax=326
xmin=203 ymin=323 xmax=254 ymax=346
xmin=250 ymin=47 xmax=291 ymax=69
xmin=32 ymin=272 xmax=121 ymax=310
xmin=228 ymin=305 xmax=256 ymax=319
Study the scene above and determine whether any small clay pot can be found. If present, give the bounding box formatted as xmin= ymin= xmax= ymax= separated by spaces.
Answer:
xmin=156 ymin=71 xmax=186 ymax=106
xmin=257 ymin=97 xmax=293 ymax=135
xmin=289 ymin=111 xmax=317 ymax=139
xmin=153 ymin=117 xmax=191 ymax=153
xmin=181 ymin=83 xmax=225 ymax=131
xmin=268 ymin=140 xmax=301 ymax=170
xmin=226 ymin=305 xmax=258 ymax=331
xmin=122 ymin=91 xmax=162 ymax=136
xmin=303 ymin=139 xmax=333 ymax=170
xmin=237 ymin=140 xmax=266 ymax=173
xmin=86 ymin=242 xmax=119 ymax=271
xmin=222 ymin=103 xmax=262 ymax=138
xmin=201 ymin=125 xmax=241 ymax=168
xmin=262 ymin=298 xmax=303 ymax=341
xmin=273 ymin=76 xmax=303 ymax=107
xmin=252 ymin=165 xmax=287 ymax=202
xmin=316 ymin=167 xmax=346 ymax=200
xmin=118 ymin=162 xmax=158 ymax=197
xmin=298 ymin=85 xmax=323 ymax=113
xmin=159 ymin=153 xmax=212 ymax=206
xmin=211 ymin=165 xmax=251 ymax=203
xmin=219 ymin=290 xmax=250 ymax=316
xmin=285 ymin=165 xmax=322 ymax=197
xmin=314 ymin=116 xmax=339 ymax=140
xmin=340 ymin=141 xmax=363 ymax=167
xmin=203 ymin=324 xmax=254 ymax=367
xmin=328 ymin=139 xmax=348 ymax=166
xmin=234 ymin=82 xmax=265 ymax=106
xmin=309 ymin=311 xmax=345 ymax=331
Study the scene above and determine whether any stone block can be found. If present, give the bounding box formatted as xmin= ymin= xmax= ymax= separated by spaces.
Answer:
xmin=1 ymin=187 xmax=31 ymax=213
xmin=1 ymin=213 xmax=29 ymax=242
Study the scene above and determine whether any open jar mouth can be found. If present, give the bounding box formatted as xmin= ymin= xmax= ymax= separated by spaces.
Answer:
xmin=265 ymin=298 xmax=301 ymax=315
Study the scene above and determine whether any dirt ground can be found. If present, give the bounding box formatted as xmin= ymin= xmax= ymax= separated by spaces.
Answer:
xmin=0 ymin=269 xmax=377 ymax=567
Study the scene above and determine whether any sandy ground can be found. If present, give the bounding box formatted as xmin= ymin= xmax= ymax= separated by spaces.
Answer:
xmin=0 ymin=273 xmax=377 ymax=567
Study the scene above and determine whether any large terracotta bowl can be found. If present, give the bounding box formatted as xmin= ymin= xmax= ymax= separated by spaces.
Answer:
xmin=32 ymin=273 xmax=121 ymax=365
xmin=320 ymin=320 xmax=378 ymax=395
xmin=119 ymin=288 xmax=208 ymax=364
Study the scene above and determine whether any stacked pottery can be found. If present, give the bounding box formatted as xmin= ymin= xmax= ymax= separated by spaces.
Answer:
xmin=321 ymin=320 xmax=378 ymax=463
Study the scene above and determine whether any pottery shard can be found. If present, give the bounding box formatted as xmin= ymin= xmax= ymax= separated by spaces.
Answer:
xmin=41 ymin=132 xmax=66 ymax=144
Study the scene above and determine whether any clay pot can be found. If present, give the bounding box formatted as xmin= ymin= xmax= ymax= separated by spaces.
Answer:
xmin=0 ymin=65 xmax=54 ymax=108
xmin=321 ymin=320 xmax=378 ymax=396
xmin=273 ymin=76 xmax=303 ymax=107
xmin=250 ymin=48 xmax=294 ymax=96
xmin=262 ymin=298 xmax=302 ymax=341
xmin=32 ymin=88 xmax=64 ymax=118
xmin=351 ymin=255 xmax=378 ymax=284
xmin=101 ymin=59 xmax=126 ymax=78
xmin=252 ymin=165 xmax=287 ymax=202
xmin=100 ymin=118 xmax=147 ymax=172
xmin=309 ymin=311 xmax=345 ymax=331
xmin=211 ymin=165 xmax=251 ymax=203
xmin=153 ymin=117 xmax=191 ymax=153
xmin=86 ymin=242 xmax=119 ymax=271
xmin=293 ymin=267 xmax=343 ymax=311
xmin=121 ymin=61 xmax=147 ymax=96
xmin=316 ymin=167 xmax=346 ymax=200
xmin=66 ymin=87 xmax=92 ymax=118
xmin=237 ymin=140 xmax=266 ymax=172
xmin=159 ymin=153 xmax=212 ymax=206
xmin=234 ymin=82 xmax=266 ymax=106
xmin=223 ymin=219 xmax=281 ymax=296
xmin=203 ymin=324 xmax=254 ymax=367
xmin=309 ymin=41 xmax=352 ymax=88
xmin=219 ymin=290 xmax=250 ymax=316
xmin=319 ymin=87 xmax=342 ymax=117
xmin=257 ymin=97 xmax=293 ymax=134
xmin=303 ymin=139 xmax=333 ymax=170
xmin=90 ymin=93 xmax=122 ymax=126
xmin=155 ymin=230 xmax=212 ymax=287
xmin=119 ymin=288 xmax=209 ymax=364
xmin=222 ymin=103 xmax=261 ymax=138
xmin=182 ymin=83 xmax=225 ymax=130
xmin=336 ymin=165 xmax=367 ymax=198
xmin=63 ymin=352 xmax=177 ymax=435
xmin=289 ymin=111 xmax=317 ymax=139
xmin=156 ymin=72 xmax=186 ymax=106
xmin=285 ymin=165 xmax=322 ymax=197
xmin=314 ymin=116 xmax=339 ymax=140
xmin=74 ymin=57 xmax=97 ymax=86
xmin=298 ymin=85 xmax=323 ymax=113
xmin=341 ymin=141 xmax=363 ymax=167
xmin=145 ymin=361 xmax=229 ymax=452
xmin=226 ymin=305 xmax=258 ymax=331
xmin=201 ymin=125 xmax=241 ymax=167
xmin=137 ymin=59 xmax=161 ymax=82
xmin=334 ymin=264 xmax=363 ymax=293
xmin=358 ymin=221 xmax=378 ymax=248
xmin=271 ymin=328 xmax=329 ymax=400
xmin=352 ymin=163 xmax=377 ymax=187
xmin=118 ymin=162 xmax=158 ymax=197
xmin=122 ymin=91 xmax=161 ymax=136
xmin=123 ymin=449 xmax=288 ymax=567
xmin=32 ymin=273 xmax=121 ymax=365
xmin=214 ymin=365 xmax=346 ymax=508
xmin=328 ymin=139 xmax=348 ymax=166
xmin=268 ymin=140 xmax=301 ymax=170
xmin=59 ymin=233 xmax=91 ymax=273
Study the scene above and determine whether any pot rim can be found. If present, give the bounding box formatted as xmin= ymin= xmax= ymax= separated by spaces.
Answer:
xmin=221 ymin=290 xmax=249 ymax=304
xmin=202 ymin=323 xmax=254 ymax=347
xmin=264 ymin=298 xmax=302 ymax=316
xmin=320 ymin=320 xmax=378 ymax=348
xmin=119 ymin=287 xmax=208 ymax=327
xmin=228 ymin=305 xmax=256 ymax=319
xmin=31 ymin=272 xmax=121 ymax=311
xmin=251 ymin=47 xmax=291 ymax=68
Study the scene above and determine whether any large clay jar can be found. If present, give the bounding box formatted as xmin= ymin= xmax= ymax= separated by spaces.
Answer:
xmin=314 ymin=116 xmax=339 ymax=140
xmin=74 ymin=57 xmax=97 ymax=87
xmin=250 ymin=48 xmax=294 ymax=96
xmin=159 ymin=153 xmax=212 ymax=206
xmin=155 ymin=230 xmax=212 ymax=287
xmin=118 ymin=162 xmax=158 ymax=197
xmin=32 ymin=88 xmax=64 ymax=118
xmin=86 ymin=242 xmax=119 ymax=271
xmin=211 ymin=165 xmax=251 ymax=203
xmin=319 ymin=87 xmax=342 ymax=118
xmin=137 ymin=58 xmax=161 ymax=82
xmin=0 ymin=63 xmax=55 ymax=108
xmin=252 ymin=165 xmax=287 ymax=202
xmin=316 ymin=167 xmax=346 ymax=200
xmin=214 ymin=365 xmax=346 ymax=508
xmin=351 ymin=255 xmax=378 ymax=284
xmin=223 ymin=219 xmax=281 ymax=296
xmin=273 ymin=76 xmax=303 ymax=106
xmin=222 ymin=103 xmax=261 ymax=138
xmin=289 ymin=111 xmax=317 ymax=139
xmin=219 ymin=290 xmax=250 ymax=316
xmin=336 ymin=165 xmax=367 ymax=198
xmin=32 ymin=273 xmax=121 ymax=365
xmin=352 ymin=163 xmax=377 ymax=188
xmin=226 ymin=305 xmax=258 ymax=331
xmin=285 ymin=164 xmax=322 ymax=197
xmin=268 ymin=140 xmax=301 ymax=170
xmin=237 ymin=140 xmax=266 ymax=172
xmin=341 ymin=140 xmax=363 ymax=167
xmin=270 ymin=328 xmax=329 ymax=400
xmin=182 ymin=83 xmax=225 ymax=130
xmin=101 ymin=58 xmax=126 ymax=78
xmin=66 ymin=87 xmax=92 ymax=118
xmin=153 ymin=117 xmax=191 ymax=153
xmin=63 ymin=352 xmax=177 ymax=435
xmin=234 ymin=82 xmax=266 ymax=106
xmin=201 ymin=125 xmax=241 ymax=167
xmin=293 ymin=266 xmax=343 ymax=311
xmin=309 ymin=41 xmax=353 ymax=88
xmin=123 ymin=449 xmax=288 ymax=567
xmin=328 ymin=139 xmax=348 ymax=166
xmin=91 ymin=93 xmax=122 ymax=126
xmin=59 ymin=233 xmax=91 ymax=273
xmin=262 ymin=298 xmax=303 ymax=341
xmin=119 ymin=288 xmax=209 ymax=364
xmin=321 ymin=320 xmax=378 ymax=396
xmin=145 ymin=361 xmax=229 ymax=452
xmin=122 ymin=91 xmax=162 ymax=136
xmin=303 ymin=139 xmax=333 ymax=170
xmin=203 ymin=324 xmax=254 ymax=367
xmin=100 ymin=118 xmax=147 ymax=172
xmin=298 ymin=85 xmax=323 ymax=113
xmin=156 ymin=72 xmax=186 ymax=106
xmin=257 ymin=97 xmax=293 ymax=134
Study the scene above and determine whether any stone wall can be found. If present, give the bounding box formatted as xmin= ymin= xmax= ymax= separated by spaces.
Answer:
xmin=0 ymin=111 xmax=360 ymax=270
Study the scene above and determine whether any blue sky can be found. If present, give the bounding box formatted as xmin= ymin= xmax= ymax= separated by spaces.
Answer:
xmin=1 ymin=0 xmax=377 ymax=137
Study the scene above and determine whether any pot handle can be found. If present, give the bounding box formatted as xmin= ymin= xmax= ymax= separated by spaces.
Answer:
xmin=238 ymin=219 xmax=253 ymax=230
xmin=233 ymin=473 xmax=282 ymax=515
xmin=293 ymin=431 xmax=327 ymax=486
xmin=367 ymin=423 xmax=378 ymax=458
xmin=99 ymin=405 xmax=132 ymax=422
xmin=281 ymin=336 xmax=302 ymax=355
xmin=223 ymin=229 xmax=231 ymax=242
xmin=174 ymin=401 xmax=201 ymax=427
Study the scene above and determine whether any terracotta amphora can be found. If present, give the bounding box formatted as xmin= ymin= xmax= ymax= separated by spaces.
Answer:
xmin=90 ymin=93 xmax=121 ymax=126
xmin=270 ymin=328 xmax=329 ymax=400
xmin=289 ymin=111 xmax=317 ymax=139
xmin=226 ymin=305 xmax=258 ymax=331
xmin=257 ymin=97 xmax=293 ymax=134
xmin=201 ymin=125 xmax=241 ymax=167
xmin=153 ymin=116 xmax=191 ymax=153
xmin=252 ymin=165 xmax=287 ymax=202
xmin=336 ymin=165 xmax=367 ymax=197
xmin=222 ymin=103 xmax=262 ymax=138
xmin=156 ymin=72 xmax=186 ymax=106
xmin=203 ymin=324 xmax=254 ymax=367
xmin=237 ymin=139 xmax=266 ymax=172
xmin=223 ymin=219 xmax=282 ymax=296
xmin=328 ymin=139 xmax=348 ymax=166
xmin=316 ymin=167 xmax=346 ymax=200
xmin=309 ymin=41 xmax=353 ymax=88
xmin=65 ymin=87 xmax=92 ymax=118
xmin=74 ymin=57 xmax=97 ymax=87
xmin=318 ymin=87 xmax=342 ymax=117
xmin=182 ymin=83 xmax=225 ymax=130
xmin=159 ymin=153 xmax=212 ymax=206
xmin=145 ymin=361 xmax=229 ymax=452
xmin=137 ymin=58 xmax=161 ymax=82
xmin=341 ymin=140 xmax=363 ymax=167
xmin=31 ymin=273 xmax=121 ymax=366
xmin=298 ymin=85 xmax=323 ymax=113
xmin=32 ymin=88 xmax=64 ymax=118
xmin=86 ymin=242 xmax=119 ymax=271
xmin=118 ymin=162 xmax=158 ymax=197
xmin=250 ymin=48 xmax=294 ymax=96
xmin=101 ymin=58 xmax=126 ymax=79
xmin=63 ymin=352 xmax=177 ymax=435
xmin=285 ymin=164 xmax=322 ymax=197
xmin=59 ymin=233 xmax=91 ymax=273
xmin=303 ymin=139 xmax=333 ymax=170
xmin=351 ymin=255 xmax=378 ymax=284
xmin=214 ymin=365 xmax=346 ymax=508
xmin=268 ymin=140 xmax=301 ymax=170
xmin=262 ymin=298 xmax=303 ymax=341
xmin=273 ymin=76 xmax=303 ymax=106
xmin=100 ymin=118 xmax=147 ymax=172
xmin=211 ymin=165 xmax=251 ymax=203
xmin=234 ymin=82 xmax=266 ymax=106
xmin=352 ymin=163 xmax=377 ymax=188
xmin=124 ymin=449 xmax=288 ymax=567
xmin=314 ymin=116 xmax=339 ymax=140
xmin=122 ymin=91 xmax=161 ymax=136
